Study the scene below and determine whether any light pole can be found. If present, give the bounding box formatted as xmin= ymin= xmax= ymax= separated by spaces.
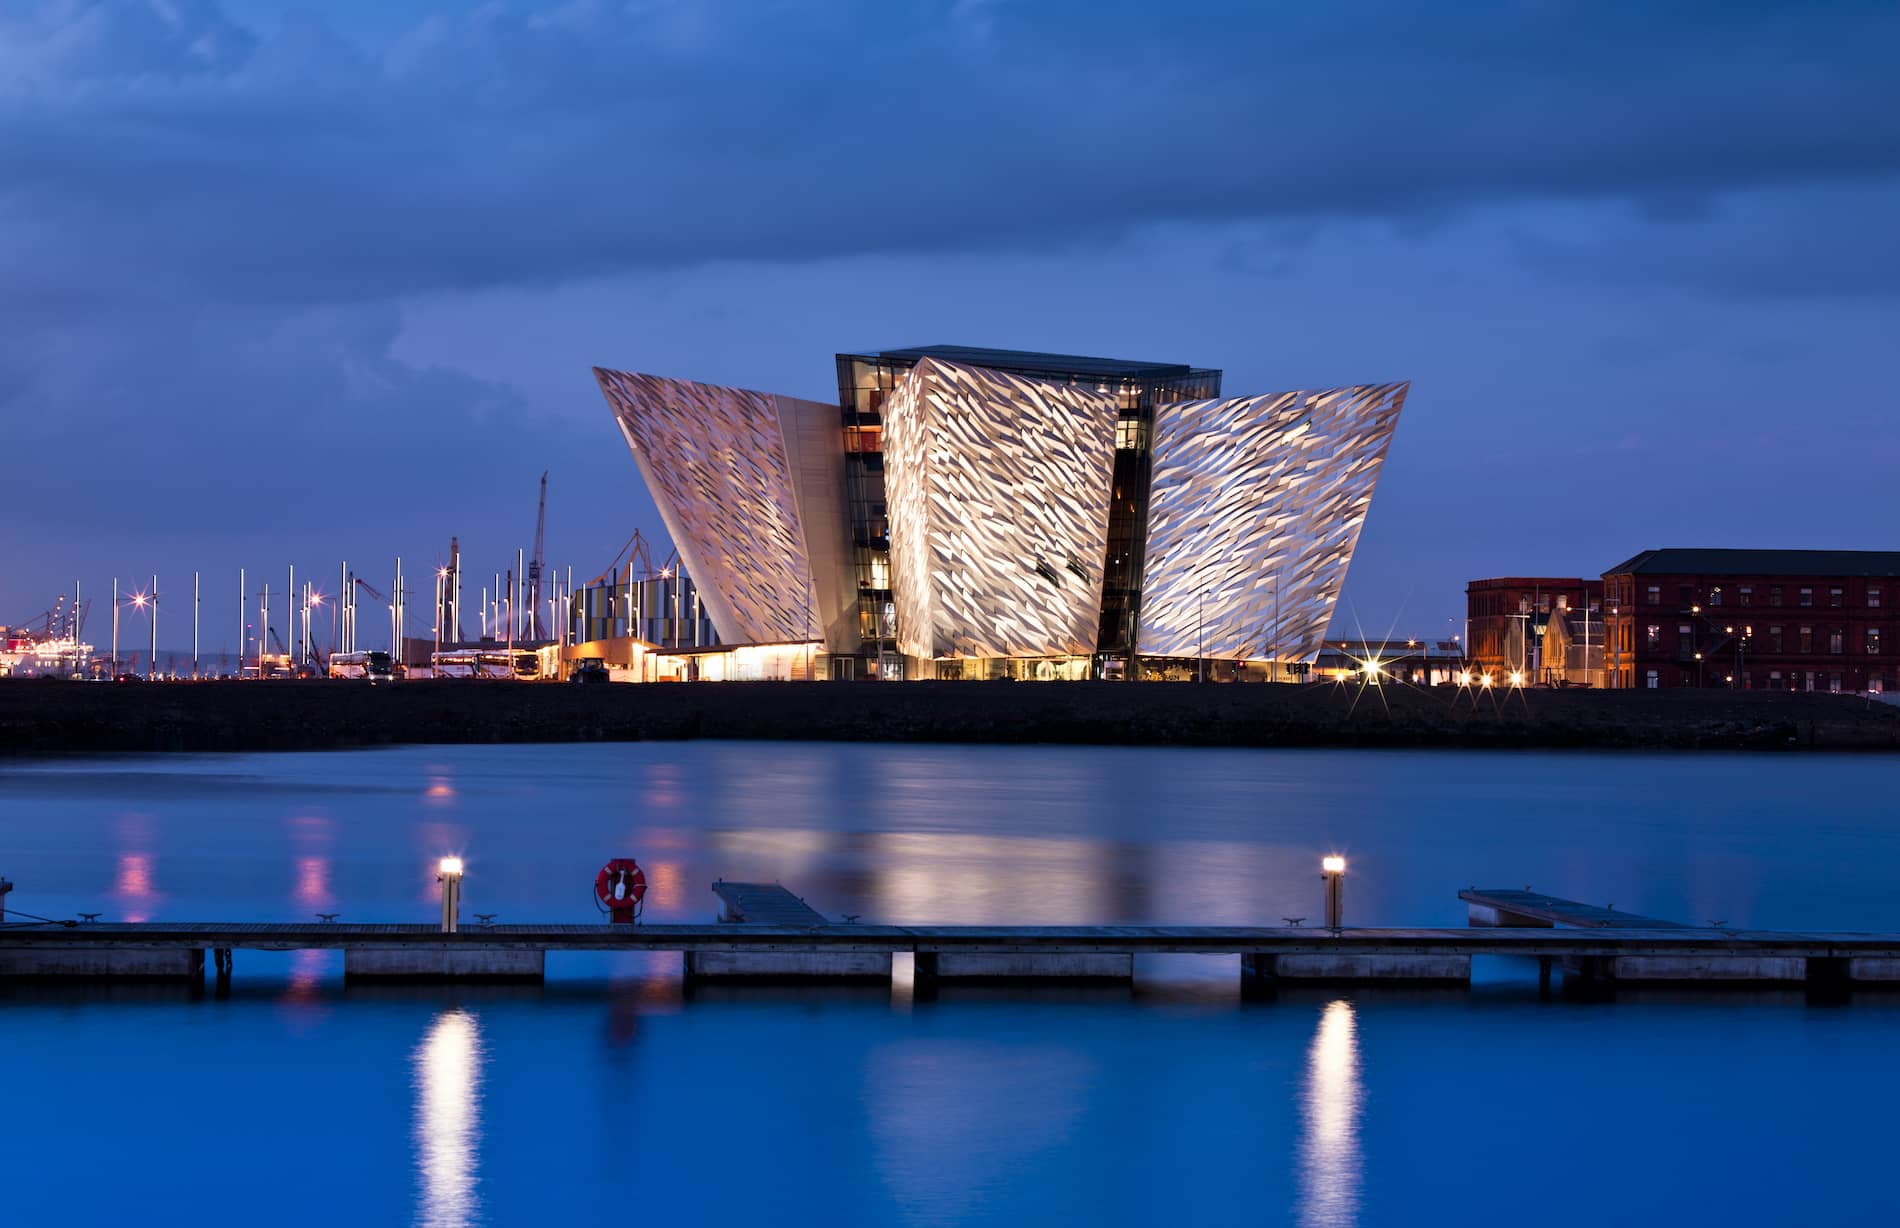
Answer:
xmin=437 ymin=857 xmax=463 ymax=933
xmin=1270 ymin=572 xmax=1280 ymax=683
xmin=111 ymin=577 xmax=119 ymax=675
xmin=1321 ymin=855 xmax=1346 ymax=931
xmin=1611 ymin=603 xmax=1621 ymax=688
xmin=1197 ymin=590 xmax=1205 ymax=683
xmin=146 ymin=576 xmax=156 ymax=680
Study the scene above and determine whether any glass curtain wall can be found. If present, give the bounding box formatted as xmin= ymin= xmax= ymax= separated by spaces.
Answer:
xmin=836 ymin=356 xmax=904 ymax=678
xmin=1097 ymin=368 xmax=1221 ymax=673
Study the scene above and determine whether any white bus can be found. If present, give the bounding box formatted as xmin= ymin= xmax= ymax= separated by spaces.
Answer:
xmin=329 ymin=650 xmax=394 ymax=681
xmin=433 ymin=648 xmax=541 ymax=680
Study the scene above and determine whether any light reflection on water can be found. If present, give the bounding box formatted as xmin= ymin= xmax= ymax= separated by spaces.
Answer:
xmin=7 ymin=744 xmax=1900 ymax=1226
xmin=414 ymin=1008 xmax=485 ymax=1228
xmin=1298 ymin=1000 xmax=1363 ymax=1228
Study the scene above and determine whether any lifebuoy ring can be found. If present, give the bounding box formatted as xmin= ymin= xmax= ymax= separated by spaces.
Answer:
xmin=595 ymin=858 xmax=648 ymax=922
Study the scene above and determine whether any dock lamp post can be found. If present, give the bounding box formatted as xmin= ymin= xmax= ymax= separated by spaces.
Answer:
xmin=438 ymin=857 xmax=464 ymax=933
xmin=1321 ymin=855 xmax=1346 ymax=931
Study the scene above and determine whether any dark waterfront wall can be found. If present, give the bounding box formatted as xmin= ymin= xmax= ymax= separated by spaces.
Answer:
xmin=3 ymin=680 xmax=1899 ymax=755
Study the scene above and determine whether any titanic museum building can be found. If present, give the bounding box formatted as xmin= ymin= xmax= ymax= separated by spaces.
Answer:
xmin=596 ymin=346 xmax=1408 ymax=681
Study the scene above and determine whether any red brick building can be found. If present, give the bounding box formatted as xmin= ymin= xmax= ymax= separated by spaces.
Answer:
xmin=1602 ymin=549 xmax=1900 ymax=692
xmin=1464 ymin=577 xmax=1603 ymax=682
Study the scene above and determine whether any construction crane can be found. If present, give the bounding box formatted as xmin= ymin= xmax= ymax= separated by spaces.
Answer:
xmin=588 ymin=529 xmax=677 ymax=588
xmin=353 ymin=576 xmax=387 ymax=603
xmin=526 ymin=470 xmax=548 ymax=640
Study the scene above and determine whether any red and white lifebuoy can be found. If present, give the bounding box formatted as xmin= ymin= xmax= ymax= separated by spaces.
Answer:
xmin=595 ymin=858 xmax=647 ymax=923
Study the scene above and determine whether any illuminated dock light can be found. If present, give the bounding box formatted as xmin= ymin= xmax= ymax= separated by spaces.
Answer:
xmin=1321 ymin=856 xmax=1346 ymax=929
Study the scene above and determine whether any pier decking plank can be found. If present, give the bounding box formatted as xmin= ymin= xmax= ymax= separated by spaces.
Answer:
xmin=5 ymin=921 xmax=1900 ymax=960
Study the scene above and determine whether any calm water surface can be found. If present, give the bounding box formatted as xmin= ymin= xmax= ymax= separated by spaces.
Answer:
xmin=3 ymin=743 xmax=1896 ymax=1226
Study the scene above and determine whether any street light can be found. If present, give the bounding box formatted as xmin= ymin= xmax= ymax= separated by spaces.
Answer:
xmin=1321 ymin=855 xmax=1346 ymax=930
xmin=1197 ymin=590 xmax=1206 ymax=683
xmin=438 ymin=857 xmax=464 ymax=933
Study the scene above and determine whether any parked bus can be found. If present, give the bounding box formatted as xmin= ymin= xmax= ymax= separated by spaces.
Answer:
xmin=329 ymin=650 xmax=394 ymax=681
xmin=433 ymin=648 xmax=541 ymax=680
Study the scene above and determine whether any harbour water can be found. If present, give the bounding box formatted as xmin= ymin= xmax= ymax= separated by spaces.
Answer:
xmin=3 ymin=743 xmax=1897 ymax=1225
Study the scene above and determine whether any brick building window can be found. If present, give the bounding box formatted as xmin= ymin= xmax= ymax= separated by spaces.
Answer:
xmin=1830 ymin=673 xmax=1843 ymax=694
xmin=1830 ymin=629 xmax=1844 ymax=655
xmin=1830 ymin=586 xmax=1845 ymax=608
xmin=1800 ymin=587 xmax=1814 ymax=607
xmin=1739 ymin=586 xmax=1753 ymax=607
xmin=1771 ymin=585 xmax=1783 ymax=605
xmin=1799 ymin=626 xmax=1813 ymax=653
xmin=1646 ymin=585 xmax=1660 ymax=606
xmin=1872 ymin=675 xmax=1885 ymax=694
xmin=1645 ymin=670 xmax=1659 ymax=689
xmin=1709 ymin=588 xmax=1723 ymax=607
xmin=1769 ymin=670 xmax=1783 ymax=688
xmin=1872 ymin=587 xmax=1884 ymax=609
xmin=1769 ymin=625 xmax=1783 ymax=652
xmin=1646 ymin=624 xmax=1661 ymax=650
xmin=1868 ymin=627 xmax=1882 ymax=655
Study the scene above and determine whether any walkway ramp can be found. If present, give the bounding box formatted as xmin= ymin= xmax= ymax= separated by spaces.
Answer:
xmin=1460 ymin=888 xmax=1686 ymax=929
xmin=712 ymin=881 xmax=829 ymax=926
xmin=697 ymin=880 xmax=885 ymax=980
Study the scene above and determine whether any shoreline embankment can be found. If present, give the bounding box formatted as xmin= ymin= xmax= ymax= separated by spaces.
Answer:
xmin=3 ymin=679 xmax=1898 ymax=756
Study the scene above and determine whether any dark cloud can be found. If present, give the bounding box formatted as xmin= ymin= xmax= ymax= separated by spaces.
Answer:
xmin=3 ymin=0 xmax=1898 ymax=625
xmin=2 ymin=0 xmax=1896 ymax=312
xmin=1509 ymin=184 xmax=1900 ymax=297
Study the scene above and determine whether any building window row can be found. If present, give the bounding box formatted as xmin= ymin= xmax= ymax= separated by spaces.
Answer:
xmin=1629 ymin=621 xmax=1891 ymax=657
xmin=1631 ymin=582 xmax=1885 ymax=610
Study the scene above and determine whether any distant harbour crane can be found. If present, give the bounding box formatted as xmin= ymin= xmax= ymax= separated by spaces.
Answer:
xmin=526 ymin=471 xmax=548 ymax=641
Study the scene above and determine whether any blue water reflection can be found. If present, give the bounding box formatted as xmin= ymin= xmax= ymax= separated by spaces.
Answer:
xmin=5 ymin=743 xmax=1900 ymax=1225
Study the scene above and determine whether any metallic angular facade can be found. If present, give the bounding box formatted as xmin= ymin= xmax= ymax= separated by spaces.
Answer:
xmin=595 ymin=368 xmax=855 ymax=651
xmin=882 ymin=358 xmax=1119 ymax=660
xmin=1138 ymin=383 xmax=1409 ymax=661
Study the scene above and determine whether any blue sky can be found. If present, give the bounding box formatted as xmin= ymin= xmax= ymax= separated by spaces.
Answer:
xmin=3 ymin=0 xmax=1897 ymax=648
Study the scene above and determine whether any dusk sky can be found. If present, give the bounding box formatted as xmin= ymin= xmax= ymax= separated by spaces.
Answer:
xmin=4 ymin=0 xmax=1897 ymax=650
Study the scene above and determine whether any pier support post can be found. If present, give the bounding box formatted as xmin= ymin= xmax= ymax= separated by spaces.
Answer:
xmin=0 ymin=877 xmax=11 ymax=922
xmin=343 ymin=947 xmax=544 ymax=981
xmin=682 ymin=950 xmax=892 ymax=981
xmin=1561 ymin=953 xmax=1806 ymax=983
xmin=0 ymin=947 xmax=205 ymax=978
xmin=915 ymin=951 xmax=1133 ymax=982
xmin=1242 ymin=951 xmax=1471 ymax=983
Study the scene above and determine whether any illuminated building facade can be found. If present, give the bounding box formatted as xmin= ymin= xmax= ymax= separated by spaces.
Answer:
xmin=1603 ymin=548 xmax=1900 ymax=693
xmin=596 ymin=346 xmax=1408 ymax=680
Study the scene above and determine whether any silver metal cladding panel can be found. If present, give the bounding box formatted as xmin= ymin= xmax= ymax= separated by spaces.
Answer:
xmin=1139 ymin=383 xmax=1409 ymax=661
xmin=596 ymin=368 xmax=839 ymax=647
xmin=884 ymin=357 xmax=1119 ymax=660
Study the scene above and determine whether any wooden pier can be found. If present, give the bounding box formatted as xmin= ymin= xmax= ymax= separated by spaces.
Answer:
xmin=5 ymin=884 xmax=1900 ymax=990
